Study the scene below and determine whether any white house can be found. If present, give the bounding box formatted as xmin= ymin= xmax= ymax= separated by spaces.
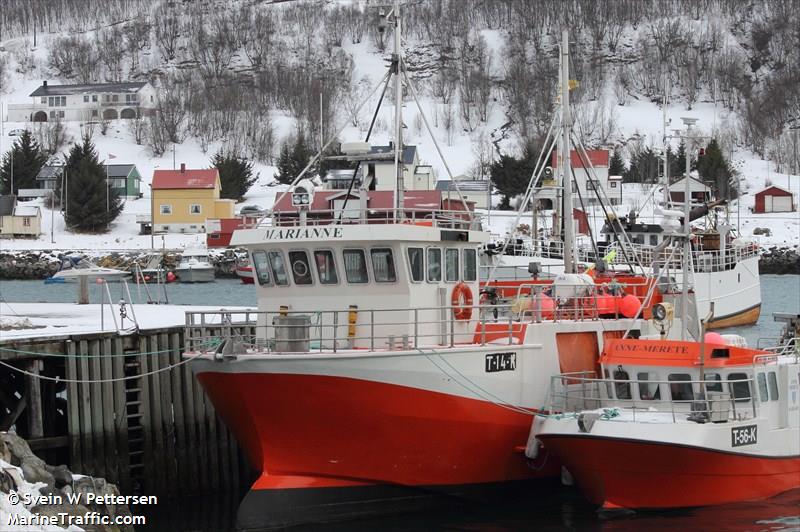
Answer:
xmin=365 ymin=144 xmax=436 ymax=191
xmin=6 ymin=81 xmax=157 ymax=123
xmin=669 ymin=176 xmax=712 ymax=206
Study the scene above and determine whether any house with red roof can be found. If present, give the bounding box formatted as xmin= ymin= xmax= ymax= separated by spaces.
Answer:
xmin=540 ymin=149 xmax=613 ymax=209
xmin=151 ymin=164 xmax=235 ymax=233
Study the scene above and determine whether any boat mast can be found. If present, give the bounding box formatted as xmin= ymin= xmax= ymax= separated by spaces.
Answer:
xmin=560 ymin=29 xmax=575 ymax=274
xmin=662 ymin=73 xmax=671 ymax=207
xmin=392 ymin=0 xmax=404 ymax=220
xmin=680 ymin=117 xmax=697 ymax=341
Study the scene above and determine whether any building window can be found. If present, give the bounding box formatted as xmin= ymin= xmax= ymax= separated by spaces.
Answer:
xmin=112 ymin=94 xmax=119 ymax=102
xmin=407 ymin=247 xmax=424 ymax=282
xmin=189 ymin=204 xmax=202 ymax=215
xmin=22 ymin=217 xmax=31 ymax=227
xmin=92 ymin=110 xmax=98 ymax=117
xmin=111 ymin=178 xmax=126 ymax=188
xmin=49 ymin=111 xmax=56 ymax=119
xmin=84 ymin=95 xmax=89 ymax=103
xmin=427 ymin=248 xmax=442 ymax=282
xmin=288 ymin=251 xmax=313 ymax=285
xmin=314 ymin=250 xmax=338 ymax=285
xmin=610 ymin=181 xmax=617 ymax=188
xmin=370 ymin=248 xmax=396 ymax=283
xmin=92 ymin=95 xmax=98 ymax=102
xmin=160 ymin=204 xmax=172 ymax=215
xmin=343 ymin=249 xmax=369 ymax=284
xmin=58 ymin=110 xmax=64 ymax=118
xmin=40 ymin=97 xmax=46 ymax=104
xmin=126 ymin=94 xmax=138 ymax=103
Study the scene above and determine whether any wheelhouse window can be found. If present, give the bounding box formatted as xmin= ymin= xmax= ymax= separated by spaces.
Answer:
xmin=668 ymin=374 xmax=694 ymax=401
xmin=445 ymin=249 xmax=459 ymax=282
xmin=463 ymin=249 xmax=477 ymax=282
xmin=251 ymin=250 xmax=271 ymax=286
xmin=427 ymin=248 xmax=442 ymax=282
xmin=314 ymin=250 xmax=338 ymax=285
xmin=267 ymin=250 xmax=289 ymax=286
xmin=407 ymin=247 xmax=424 ymax=282
xmin=704 ymin=373 xmax=723 ymax=392
xmin=757 ymin=373 xmax=769 ymax=402
xmin=728 ymin=372 xmax=751 ymax=402
xmin=288 ymin=250 xmax=313 ymax=285
xmin=768 ymin=372 xmax=779 ymax=401
xmin=637 ymin=372 xmax=661 ymax=400
xmin=343 ymin=249 xmax=368 ymax=284
xmin=370 ymin=248 xmax=396 ymax=283
xmin=613 ymin=368 xmax=631 ymax=400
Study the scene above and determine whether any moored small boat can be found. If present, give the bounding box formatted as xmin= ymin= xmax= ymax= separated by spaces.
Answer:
xmin=175 ymin=248 xmax=215 ymax=283
xmin=236 ymin=265 xmax=254 ymax=284
xmin=46 ymin=256 xmax=130 ymax=283
xmin=530 ymin=314 xmax=800 ymax=510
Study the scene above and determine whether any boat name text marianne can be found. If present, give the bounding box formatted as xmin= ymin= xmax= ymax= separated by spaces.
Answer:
xmin=612 ymin=343 xmax=690 ymax=354
xmin=264 ymin=227 xmax=344 ymax=240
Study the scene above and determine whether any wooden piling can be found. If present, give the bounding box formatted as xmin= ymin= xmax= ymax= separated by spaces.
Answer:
xmin=0 ymin=325 xmax=254 ymax=499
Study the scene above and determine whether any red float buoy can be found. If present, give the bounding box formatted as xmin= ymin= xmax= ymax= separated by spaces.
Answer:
xmin=618 ymin=294 xmax=641 ymax=318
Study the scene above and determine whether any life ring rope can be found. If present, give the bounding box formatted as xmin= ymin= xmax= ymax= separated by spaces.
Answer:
xmin=452 ymin=282 xmax=474 ymax=320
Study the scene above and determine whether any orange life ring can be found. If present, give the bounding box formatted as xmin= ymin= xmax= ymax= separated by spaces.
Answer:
xmin=451 ymin=282 xmax=474 ymax=320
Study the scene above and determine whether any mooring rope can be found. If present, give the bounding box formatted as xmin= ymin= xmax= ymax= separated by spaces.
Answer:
xmin=0 ymin=339 xmax=220 ymax=358
xmin=0 ymin=350 xmax=209 ymax=384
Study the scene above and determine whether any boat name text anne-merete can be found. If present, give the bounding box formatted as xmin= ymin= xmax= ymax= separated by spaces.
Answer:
xmin=264 ymin=227 xmax=344 ymax=240
xmin=611 ymin=342 xmax=691 ymax=354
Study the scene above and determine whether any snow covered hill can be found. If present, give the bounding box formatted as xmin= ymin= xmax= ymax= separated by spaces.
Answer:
xmin=0 ymin=0 xmax=797 ymax=252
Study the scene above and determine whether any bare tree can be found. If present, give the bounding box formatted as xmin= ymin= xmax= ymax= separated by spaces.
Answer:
xmin=48 ymin=35 xmax=99 ymax=82
xmin=127 ymin=114 xmax=146 ymax=145
xmin=146 ymin=114 xmax=168 ymax=156
xmin=124 ymin=19 xmax=150 ymax=73
xmin=154 ymin=3 xmax=179 ymax=61
xmin=98 ymin=25 xmax=125 ymax=81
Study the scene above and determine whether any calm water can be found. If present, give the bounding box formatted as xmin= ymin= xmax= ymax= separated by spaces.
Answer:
xmin=1 ymin=275 xmax=798 ymax=530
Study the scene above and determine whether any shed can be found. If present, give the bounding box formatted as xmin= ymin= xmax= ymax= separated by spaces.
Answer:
xmin=754 ymin=185 xmax=794 ymax=213
xmin=669 ymin=176 xmax=711 ymax=204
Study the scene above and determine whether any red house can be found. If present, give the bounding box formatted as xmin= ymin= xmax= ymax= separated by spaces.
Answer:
xmin=754 ymin=186 xmax=794 ymax=213
xmin=206 ymin=216 xmax=259 ymax=247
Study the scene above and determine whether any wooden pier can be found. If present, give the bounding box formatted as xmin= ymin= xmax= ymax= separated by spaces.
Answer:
xmin=0 ymin=325 xmax=255 ymax=497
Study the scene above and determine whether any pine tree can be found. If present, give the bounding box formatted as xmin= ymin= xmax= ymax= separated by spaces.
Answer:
xmin=608 ymin=149 xmax=625 ymax=176
xmin=489 ymin=142 xmax=542 ymax=209
xmin=274 ymin=133 xmax=313 ymax=185
xmin=623 ymin=147 xmax=660 ymax=183
xmin=672 ymin=141 xmax=687 ymax=178
xmin=0 ymin=131 xmax=48 ymax=195
xmin=63 ymin=139 xmax=124 ymax=232
xmin=697 ymin=139 xmax=734 ymax=199
xmin=212 ymin=150 xmax=258 ymax=200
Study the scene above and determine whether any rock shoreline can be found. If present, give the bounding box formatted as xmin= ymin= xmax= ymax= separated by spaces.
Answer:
xmin=758 ymin=246 xmax=800 ymax=275
xmin=1 ymin=432 xmax=134 ymax=532
xmin=0 ymin=250 xmax=245 ymax=280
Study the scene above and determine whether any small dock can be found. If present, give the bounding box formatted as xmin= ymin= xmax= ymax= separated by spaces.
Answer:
xmin=0 ymin=302 xmax=256 ymax=497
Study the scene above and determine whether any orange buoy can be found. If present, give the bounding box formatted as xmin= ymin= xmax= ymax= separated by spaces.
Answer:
xmin=618 ymin=294 xmax=641 ymax=318
xmin=704 ymin=332 xmax=725 ymax=345
xmin=451 ymin=282 xmax=474 ymax=320
xmin=595 ymin=293 xmax=616 ymax=315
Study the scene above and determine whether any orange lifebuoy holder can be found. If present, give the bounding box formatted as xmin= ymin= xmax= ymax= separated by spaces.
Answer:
xmin=451 ymin=282 xmax=474 ymax=320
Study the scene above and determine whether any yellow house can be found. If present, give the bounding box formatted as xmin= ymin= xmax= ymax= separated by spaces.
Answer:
xmin=151 ymin=164 xmax=235 ymax=233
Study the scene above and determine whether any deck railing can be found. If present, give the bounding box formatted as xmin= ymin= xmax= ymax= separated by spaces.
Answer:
xmin=606 ymin=241 xmax=759 ymax=272
xmin=184 ymin=303 xmax=525 ymax=355
xmin=547 ymin=373 xmax=758 ymax=423
xmin=241 ymin=208 xmax=481 ymax=231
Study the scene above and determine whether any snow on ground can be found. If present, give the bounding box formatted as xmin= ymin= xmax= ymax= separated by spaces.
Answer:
xmin=0 ymin=302 xmax=254 ymax=340
xmin=0 ymin=28 xmax=798 ymax=253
